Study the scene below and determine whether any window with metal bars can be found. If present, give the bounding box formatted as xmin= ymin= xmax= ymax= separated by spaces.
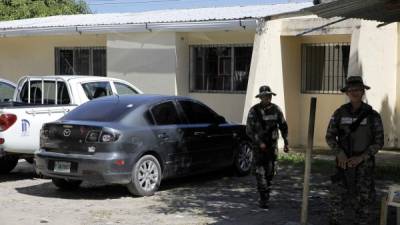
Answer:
xmin=301 ymin=43 xmax=350 ymax=94
xmin=189 ymin=45 xmax=252 ymax=93
xmin=55 ymin=47 xmax=106 ymax=76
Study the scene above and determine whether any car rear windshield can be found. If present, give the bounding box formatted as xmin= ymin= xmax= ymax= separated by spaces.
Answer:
xmin=62 ymin=99 xmax=137 ymax=122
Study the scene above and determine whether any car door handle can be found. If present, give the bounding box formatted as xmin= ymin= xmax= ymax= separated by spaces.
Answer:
xmin=193 ymin=131 xmax=206 ymax=136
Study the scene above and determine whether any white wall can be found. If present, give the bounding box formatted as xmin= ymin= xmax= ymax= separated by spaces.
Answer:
xmin=349 ymin=21 xmax=399 ymax=147
xmin=0 ymin=35 xmax=106 ymax=82
xmin=107 ymin=32 xmax=178 ymax=95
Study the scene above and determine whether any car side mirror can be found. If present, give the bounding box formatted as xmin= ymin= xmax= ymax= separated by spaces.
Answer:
xmin=216 ymin=115 xmax=226 ymax=124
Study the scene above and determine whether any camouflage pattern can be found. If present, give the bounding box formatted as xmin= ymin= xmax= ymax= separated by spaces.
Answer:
xmin=246 ymin=102 xmax=288 ymax=202
xmin=326 ymin=102 xmax=384 ymax=225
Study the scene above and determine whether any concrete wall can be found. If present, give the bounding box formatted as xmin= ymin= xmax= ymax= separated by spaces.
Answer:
xmin=107 ymin=32 xmax=178 ymax=95
xmin=0 ymin=35 xmax=106 ymax=82
xmin=349 ymin=21 xmax=399 ymax=148
xmin=184 ymin=30 xmax=255 ymax=123
xmin=244 ymin=18 xmax=352 ymax=148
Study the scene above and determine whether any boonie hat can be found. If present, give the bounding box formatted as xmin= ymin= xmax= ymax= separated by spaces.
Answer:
xmin=255 ymin=85 xmax=276 ymax=98
xmin=340 ymin=76 xmax=370 ymax=92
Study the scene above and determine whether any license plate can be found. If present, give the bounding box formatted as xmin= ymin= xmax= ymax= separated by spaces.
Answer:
xmin=54 ymin=161 xmax=71 ymax=173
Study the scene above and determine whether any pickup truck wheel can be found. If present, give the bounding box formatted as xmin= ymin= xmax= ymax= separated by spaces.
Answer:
xmin=25 ymin=158 xmax=34 ymax=164
xmin=52 ymin=178 xmax=82 ymax=190
xmin=234 ymin=141 xmax=253 ymax=176
xmin=0 ymin=155 xmax=19 ymax=174
xmin=126 ymin=155 xmax=162 ymax=196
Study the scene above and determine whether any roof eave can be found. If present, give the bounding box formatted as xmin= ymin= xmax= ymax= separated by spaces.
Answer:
xmin=0 ymin=19 xmax=257 ymax=37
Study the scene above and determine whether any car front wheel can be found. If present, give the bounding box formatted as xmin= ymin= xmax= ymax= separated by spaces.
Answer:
xmin=126 ymin=155 xmax=162 ymax=196
xmin=52 ymin=178 xmax=82 ymax=190
xmin=0 ymin=155 xmax=19 ymax=174
xmin=234 ymin=141 xmax=253 ymax=176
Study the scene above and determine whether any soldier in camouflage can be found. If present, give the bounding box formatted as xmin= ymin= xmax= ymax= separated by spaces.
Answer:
xmin=326 ymin=76 xmax=384 ymax=225
xmin=246 ymin=85 xmax=289 ymax=209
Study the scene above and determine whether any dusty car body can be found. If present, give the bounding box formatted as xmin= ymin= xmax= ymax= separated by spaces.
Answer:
xmin=35 ymin=95 xmax=253 ymax=196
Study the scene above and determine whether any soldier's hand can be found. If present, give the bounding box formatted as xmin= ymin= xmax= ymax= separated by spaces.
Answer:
xmin=347 ymin=156 xmax=363 ymax=168
xmin=283 ymin=145 xmax=289 ymax=153
xmin=260 ymin=143 xmax=267 ymax=151
xmin=337 ymin=152 xmax=348 ymax=169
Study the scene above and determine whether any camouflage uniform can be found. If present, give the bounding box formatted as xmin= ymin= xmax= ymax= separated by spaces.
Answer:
xmin=326 ymin=102 xmax=384 ymax=225
xmin=246 ymin=102 xmax=288 ymax=205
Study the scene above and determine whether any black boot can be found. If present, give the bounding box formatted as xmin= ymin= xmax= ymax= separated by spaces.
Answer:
xmin=258 ymin=192 xmax=269 ymax=209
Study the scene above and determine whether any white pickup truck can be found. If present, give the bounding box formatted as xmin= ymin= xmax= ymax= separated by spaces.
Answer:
xmin=0 ymin=75 xmax=142 ymax=173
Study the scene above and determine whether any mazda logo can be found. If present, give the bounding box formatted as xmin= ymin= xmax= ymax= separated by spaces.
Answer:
xmin=63 ymin=129 xmax=71 ymax=137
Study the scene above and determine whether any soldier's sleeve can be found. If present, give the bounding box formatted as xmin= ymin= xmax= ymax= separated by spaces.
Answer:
xmin=246 ymin=107 xmax=263 ymax=145
xmin=276 ymin=106 xmax=289 ymax=145
xmin=362 ymin=111 xmax=384 ymax=160
xmin=325 ymin=109 xmax=345 ymax=157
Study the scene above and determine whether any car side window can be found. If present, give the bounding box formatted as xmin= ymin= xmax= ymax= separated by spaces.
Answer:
xmin=81 ymin=82 xmax=113 ymax=100
xmin=179 ymin=100 xmax=219 ymax=124
xmin=0 ymin=82 xmax=15 ymax=102
xmin=114 ymin=82 xmax=138 ymax=95
xmin=150 ymin=101 xmax=182 ymax=125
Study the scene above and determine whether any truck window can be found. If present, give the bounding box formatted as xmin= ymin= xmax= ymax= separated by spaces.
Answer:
xmin=0 ymin=81 xmax=15 ymax=102
xmin=81 ymin=82 xmax=113 ymax=100
xmin=114 ymin=82 xmax=138 ymax=95
xmin=20 ymin=80 xmax=70 ymax=104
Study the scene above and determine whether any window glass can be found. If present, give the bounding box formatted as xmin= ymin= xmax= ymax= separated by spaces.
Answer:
xmin=190 ymin=45 xmax=252 ymax=93
xmin=179 ymin=100 xmax=219 ymax=124
xmin=62 ymin=99 xmax=135 ymax=122
xmin=55 ymin=47 xmax=106 ymax=76
xmin=19 ymin=80 xmax=70 ymax=104
xmin=81 ymin=82 xmax=113 ymax=100
xmin=0 ymin=82 xmax=15 ymax=102
xmin=151 ymin=101 xmax=181 ymax=125
xmin=114 ymin=82 xmax=138 ymax=95
xmin=301 ymin=43 xmax=350 ymax=94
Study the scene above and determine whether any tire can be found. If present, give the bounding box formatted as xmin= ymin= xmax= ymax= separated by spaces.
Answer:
xmin=25 ymin=158 xmax=34 ymax=164
xmin=126 ymin=155 xmax=162 ymax=196
xmin=52 ymin=178 xmax=82 ymax=190
xmin=0 ymin=155 xmax=19 ymax=174
xmin=234 ymin=141 xmax=253 ymax=176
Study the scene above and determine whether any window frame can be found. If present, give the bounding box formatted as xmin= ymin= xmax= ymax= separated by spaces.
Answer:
xmin=148 ymin=100 xmax=184 ymax=126
xmin=55 ymin=47 xmax=106 ymax=76
xmin=300 ymin=42 xmax=350 ymax=94
xmin=189 ymin=44 xmax=253 ymax=94
xmin=177 ymin=99 xmax=221 ymax=125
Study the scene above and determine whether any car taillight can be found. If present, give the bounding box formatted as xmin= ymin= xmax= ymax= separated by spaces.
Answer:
xmin=0 ymin=114 xmax=17 ymax=131
xmin=100 ymin=132 xmax=119 ymax=143
xmin=86 ymin=131 xmax=100 ymax=143
xmin=85 ymin=130 xmax=119 ymax=143
xmin=40 ymin=128 xmax=49 ymax=139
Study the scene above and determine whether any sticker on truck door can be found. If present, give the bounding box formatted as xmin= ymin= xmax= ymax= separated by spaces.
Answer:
xmin=21 ymin=119 xmax=30 ymax=136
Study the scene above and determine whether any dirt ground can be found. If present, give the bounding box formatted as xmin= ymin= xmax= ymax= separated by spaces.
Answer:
xmin=0 ymin=160 xmax=398 ymax=225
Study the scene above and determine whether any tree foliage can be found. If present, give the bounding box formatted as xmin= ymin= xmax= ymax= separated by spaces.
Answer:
xmin=0 ymin=0 xmax=91 ymax=21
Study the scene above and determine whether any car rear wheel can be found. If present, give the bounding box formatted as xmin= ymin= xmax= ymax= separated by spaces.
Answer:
xmin=52 ymin=178 xmax=82 ymax=190
xmin=0 ymin=155 xmax=19 ymax=174
xmin=234 ymin=141 xmax=253 ymax=176
xmin=126 ymin=155 xmax=162 ymax=196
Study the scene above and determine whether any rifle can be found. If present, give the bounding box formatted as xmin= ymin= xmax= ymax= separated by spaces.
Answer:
xmin=254 ymin=104 xmax=277 ymax=149
xmin=331 ymin=107 xmax=372 ymax=194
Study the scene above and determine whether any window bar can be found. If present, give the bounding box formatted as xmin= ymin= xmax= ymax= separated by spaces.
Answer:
xmin=301 ymin=45 xmax=304 ymax=93
xmin=231 ymin=47 xmax=235 ymax=92
xmin=334 ymin=45 xmax=340 ymax=93
xmin=320 ymin=44 xmax=324 ymax=93
xmin=202 ymin=48 xmax=207 ymax=91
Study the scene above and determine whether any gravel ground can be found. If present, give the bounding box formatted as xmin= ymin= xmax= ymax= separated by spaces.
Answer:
xmin=0 ymin=160 xmax=398 ymax=225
